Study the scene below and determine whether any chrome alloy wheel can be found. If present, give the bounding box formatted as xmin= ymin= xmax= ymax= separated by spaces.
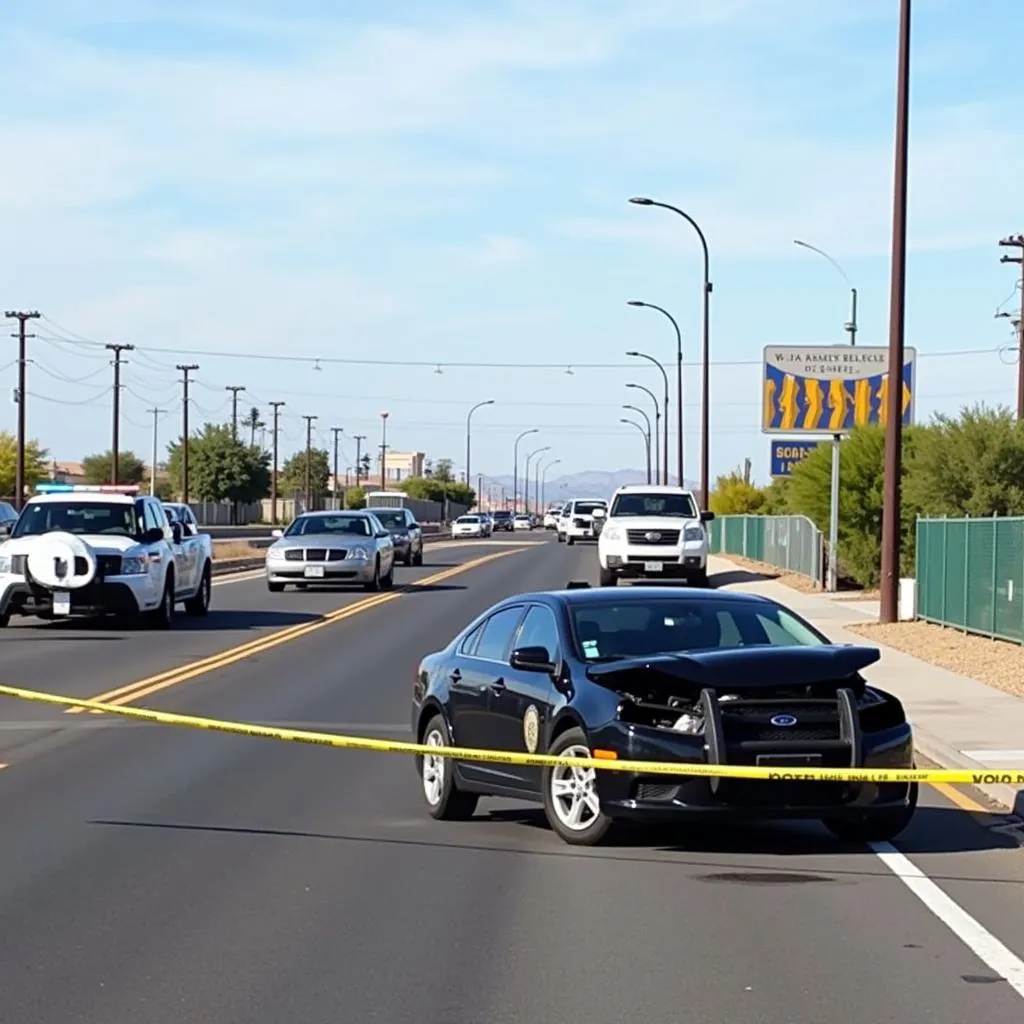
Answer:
xmin=548 ymin=743 xmax=601 ymax=831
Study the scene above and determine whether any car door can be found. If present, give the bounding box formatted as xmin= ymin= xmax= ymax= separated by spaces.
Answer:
xmin=449 ymin=604 xmax=527 ymax=787
xmin=155 ymin=501 xmax=192 ymax=595
xmin=487 ymin=603 xmax=562 ymax=792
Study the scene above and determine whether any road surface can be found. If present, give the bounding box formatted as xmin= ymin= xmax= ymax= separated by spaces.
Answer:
xmin=0 ymin=535 xmax=1022 ymax=1022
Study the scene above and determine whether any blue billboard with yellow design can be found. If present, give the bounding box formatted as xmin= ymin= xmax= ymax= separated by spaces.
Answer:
xmin=761 ymin=345 xmax=916 ymax=435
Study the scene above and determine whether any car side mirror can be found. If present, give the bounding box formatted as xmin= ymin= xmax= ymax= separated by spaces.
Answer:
xmin=271 ymin=528 xmax=284 ymax=538
xmin=170 ymin=522 xmax=183 ymax=544
xmin=377 ymin=530 xmax=390 ymax=539
xmin=510 ymin=645 xmax=555 ymax=673
xmin=0 ymin=523 xmax=10 ymax=536
xmin=700 ymin=510 xmax=715 ymax=522
xmin=143 ymin=526 xmax=166 ymax=544
xmin=592 ymin=508 xmax=606 ymax=519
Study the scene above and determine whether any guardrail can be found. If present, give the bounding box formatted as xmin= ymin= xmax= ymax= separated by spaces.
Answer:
xmin=708 ymin=514 xmax=824 ymax=585
xmin=917 ymin=515 xmax=1024 ymax=644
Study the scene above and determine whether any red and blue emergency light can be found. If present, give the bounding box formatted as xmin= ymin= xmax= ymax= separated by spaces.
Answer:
xmin=34 ymin=483 xmax=141 ymax=495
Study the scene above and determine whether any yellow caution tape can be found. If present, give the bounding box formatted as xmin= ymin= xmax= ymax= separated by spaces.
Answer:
xmin=1 ymin=684 xmax=1022 ymax=786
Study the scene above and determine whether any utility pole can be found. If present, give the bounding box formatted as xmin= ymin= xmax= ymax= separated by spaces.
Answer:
xmin=176 ymin=364 xmax=199 ymax=504
xmin=303 ymin=415 xmax=318 ymax=510
xmin=379 ymin=412 xmax=389 ymax=491
xmin=353 ymin=435 xmax=366 ymax=485
xmin=269 ymin=401 xmax=285 ymax=523
xmin=106 ymin=343 xmax=134 ymax=484
xmin=5 ymin=310 xmax=41 ymax=509
xmin=999 ymin=234 xmax=1024 ymax=420
xmin=226 ymin=386 xmax=246 ymax=439
xmin=331 ymin=426 xmax=344 ymax=508
xmin=148 ymin=408 xmax=164 ymax=495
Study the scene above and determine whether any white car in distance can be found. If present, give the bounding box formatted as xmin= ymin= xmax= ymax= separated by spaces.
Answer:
xmin=451 ymin=514 xmax=487 ymax=538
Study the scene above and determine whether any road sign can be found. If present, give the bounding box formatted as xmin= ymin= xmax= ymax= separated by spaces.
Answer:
xmin=761 ymin=345 xmax=916 ymax=435
xmin=770 ymin=439 xmax=823 ymax=477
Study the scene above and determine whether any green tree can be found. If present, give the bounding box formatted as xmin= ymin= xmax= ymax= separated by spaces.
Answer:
xmin=344 ymin=485 xmax=366 ymax=509
xmin=81 ymin=449 xmax=146 ymax=486
xmin=166 ymin=423 xmax=270 ymax=503
xmin=401 ymin=474 xmax=475 ymax=508
xmin=786 ymin=425 xmax=920 ymax=586
xmin=760 ymin=476 xmax=791 ymax=515
xmin=709 ymin=469 xmax=766 ymax=515
xmin=905 ymin=404 xmax=1024 ymax=517
xmin=0 ymin=431 xmax=48 ymax=499
xmin=280 ymin=447 xmax=330 ymax=496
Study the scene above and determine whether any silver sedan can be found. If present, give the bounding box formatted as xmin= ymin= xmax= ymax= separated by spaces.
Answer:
xmin=265 ymin=510 xmax=396 ymax=592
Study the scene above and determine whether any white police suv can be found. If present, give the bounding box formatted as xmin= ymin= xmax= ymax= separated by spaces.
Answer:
xmin=596 ymin=484 xmax=714 ymax=587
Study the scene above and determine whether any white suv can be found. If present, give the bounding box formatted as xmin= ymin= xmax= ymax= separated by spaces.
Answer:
xmin=557 ymin=498 xmax=607 ymax=545
xmin=596 ymin=485 xmax=714 ymax=587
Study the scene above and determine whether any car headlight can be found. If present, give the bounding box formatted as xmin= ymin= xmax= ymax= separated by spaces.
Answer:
xmin=684 ymin=526 xmax=705 ymax=542
xmin=601 ymin=527 xmax=622 ymax=542
xmin=349 ymin=546 xmax=370 ymax=560
xmin=266 ymin=547 xmax=287 ymax=561
xmin=121 ymin=556 xmax=148 ymax=575
xmin=0 ymin=553 xmax=12 ymax=574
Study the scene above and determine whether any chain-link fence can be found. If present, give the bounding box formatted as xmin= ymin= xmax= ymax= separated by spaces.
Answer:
xmin=917 ymin=516 xmax=1024 ymax=643
xmin=708 ymin=514 xmax=824 ymax=585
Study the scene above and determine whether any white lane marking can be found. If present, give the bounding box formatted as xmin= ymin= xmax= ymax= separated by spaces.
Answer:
xmin=961 ymin=749 xmax=1024 ymax=764
xmin=872 ymin=843 xmax=1024 ymax=998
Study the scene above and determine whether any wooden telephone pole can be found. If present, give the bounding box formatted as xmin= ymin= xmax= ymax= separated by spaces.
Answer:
xmin=999 ymin=234 xmax=1024 ymax=420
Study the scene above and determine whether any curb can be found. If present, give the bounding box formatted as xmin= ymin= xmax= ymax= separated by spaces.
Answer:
xmin=911 ymin=724 xmax=1024 ymax=817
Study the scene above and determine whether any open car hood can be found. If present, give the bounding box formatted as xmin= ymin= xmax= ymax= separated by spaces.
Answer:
xmin=585 ymin=644 xmax=880 ymax=697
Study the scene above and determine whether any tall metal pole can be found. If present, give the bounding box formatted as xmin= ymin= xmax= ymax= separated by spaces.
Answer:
xmin=998 ymin=235 xmax=1024 ymax=419
xmin=465 ymin=399 xmax=495 ymax=487
xmin=540 ymin=458 xmax=561 ymax=510
xmin=148 ymin=408 xmax=164 ymax=495
xmin=879 ymin=0 xmax=912 ymax=624
xmin=176 ymin=364 xmax=199 ymax=504
xmin=331 ymin=427 xmax=343 ymax=508
xmin=626 ymin=350 xmax=669 ymax=485
xmin=379 ymin=412 xmax=389 ymax=491
xmin=621 ymin=418 xmax=650 ymax=482
xmin=524 ymin=446 xmax=549 ymax=516
xmin=625 ymin=382 xmax=660 ymax=484
xmin=269 ymin=401 xmax=285 ymax=523
xmin=623 ymin=405 xmax=653 ymax=483
xmin=302 ymin=415 xmax=317 ymax=510
xmin=226 ymin=386 xmax=245 ymax=439
xmin=513 ymin=428 xmax=538 ymax=514
xmin=628 ymin=198 xmax=712 ymax=507
xmin=353 ymin=434 xmax=366 ymax=484
xmin=106 ymin=343 xmax=134 ymax=484
xmin=628 ymin=301 xmax=684 ymax=483
xmin=5 ymin=310 xmax=40 ymax=509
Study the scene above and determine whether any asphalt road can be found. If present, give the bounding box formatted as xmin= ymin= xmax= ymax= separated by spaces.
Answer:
xmin=0 ymin=534 xmax=1023 ymax=1022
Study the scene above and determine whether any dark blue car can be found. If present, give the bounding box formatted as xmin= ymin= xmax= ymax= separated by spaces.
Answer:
xmin=412 ymin=584 xmax=917 ymax=846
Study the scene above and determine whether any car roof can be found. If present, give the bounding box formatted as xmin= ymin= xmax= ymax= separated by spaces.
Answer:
xmin=501 ymin=585 xmax=776 ymax=608
xmin=298 ymin=509 xmax=372 ymax=517
xmin=27 ymin=492 xmax=136 ymax=505
xmin=611 ymin=484 xmax=696 ymax=495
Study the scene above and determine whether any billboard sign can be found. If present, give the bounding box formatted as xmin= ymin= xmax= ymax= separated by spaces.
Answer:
xmin=761 ymin=345 xmax=916 ymax=435
xmin=770 ymin=439 xmax=823 ymax=477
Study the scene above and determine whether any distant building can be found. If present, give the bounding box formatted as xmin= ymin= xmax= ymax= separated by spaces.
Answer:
xmin=48 ymin=460 xmax=86 ymax=484
xmin=375 ymin=450 xmax=425 ymax=483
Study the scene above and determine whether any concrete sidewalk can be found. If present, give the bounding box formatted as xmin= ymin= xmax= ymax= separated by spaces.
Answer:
xmin=709 ymin=555 xmax=1024 ymax=816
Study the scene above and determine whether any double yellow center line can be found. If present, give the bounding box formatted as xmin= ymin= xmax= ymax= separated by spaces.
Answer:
xmin=69 ymin=549 xmax=522 ymax=712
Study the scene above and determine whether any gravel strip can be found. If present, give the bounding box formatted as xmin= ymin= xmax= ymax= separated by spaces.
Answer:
xmin=711 ymin=553 xmax=823 ymax=594
xmin=844 ymin=620 xmax=1024 ymax=700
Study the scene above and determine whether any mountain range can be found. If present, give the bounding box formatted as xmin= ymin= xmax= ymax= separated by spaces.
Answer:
xmin=482 ymin=469 xmax=700 ymax=503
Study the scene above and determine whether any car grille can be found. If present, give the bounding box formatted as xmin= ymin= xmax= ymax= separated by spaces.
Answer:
xmin=283 ymin=548 xmax=347 ymax=562
xmin=97 ymin=554 xmax=122 ymax=576
xmin=10 ymin=554 xmax=26 ymax=574
xmin=626 ymin=529 xmax=681 ymax=545
xmin=73 ymin=556 xmax=90 ymax=576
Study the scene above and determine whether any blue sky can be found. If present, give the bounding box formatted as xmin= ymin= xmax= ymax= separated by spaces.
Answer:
xmin=1 ymin=0 xmax=1021 ymax=489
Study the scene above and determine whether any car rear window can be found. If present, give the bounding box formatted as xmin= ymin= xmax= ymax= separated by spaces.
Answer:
xmin=571 ymin=599 xmax=825 ymax=661
xmin=609 ymin=493 xmax=697 ymax=518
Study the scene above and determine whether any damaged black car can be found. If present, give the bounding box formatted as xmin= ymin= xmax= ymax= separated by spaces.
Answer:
xmin=411 ymin=584 xmax=917 ymax=846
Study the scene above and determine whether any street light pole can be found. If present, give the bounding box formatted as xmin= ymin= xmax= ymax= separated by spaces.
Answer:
xmin=628 ymin=300 xmax=683 ymax=484
xmin=623 ymin=405 xmax=653 ymax=484
xmin=879 ymin=0 xmax=912 ymax=624
xmin=629 ymin=197 xmax=712 ymax=508
xmin=513 ymin=428 xmax=538 ymax=514
xmin=625 ymin=382 xmax=661 ymax=484
xmin=540 ymin=458 xmax=561 ymax=510
xmin=465 ymin=400 xmax=495 ymax=488
xmin=626 ymin=350 xmax=669 ymax=486
xmin=524 ymin=446 xmax=549 ymax=515
xmin=379 ymin=412 xmax=389 ymax=491
xmin=621 ymin=418 xmax=651 ymax=483
xmin=794 ymin=239 xmax=859 ymax=593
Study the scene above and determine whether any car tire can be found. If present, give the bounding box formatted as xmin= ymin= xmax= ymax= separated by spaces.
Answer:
xmin=380 ymin=560 xmax=395 ymax=590
xmin=566 ymin=536 xmax=575 ymax=546
xmin=418 ymin=714 xmax=479 ymax=821
xmin=413 ymin=546 xmax=424 ymax=567
xmin=823 ymin=783 xmax=919 ymax=843
xmin=556 ymin=533 xmax=564 ymax=544
xmin=404 ymin=548 xmax=414 ymax=566
xmin=267 ymin=581 xmax=285 ymax=593
xmin=542 ymin=726 xmax=615 ymax=846
xmin=598 ymin=567 xmax=617 ymax=587
xmin=0 ymin=612 xmax=9 ymax=628
xmin=147 ymin=573 xmax=175 ymax=629
xmin=364 ymin=557 xmax=382 ymax=592
xmin=184 ymin=563 xmax=211 ymax=616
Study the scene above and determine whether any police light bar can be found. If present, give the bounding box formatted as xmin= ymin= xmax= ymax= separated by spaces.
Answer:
xmin=35 ymin=483 xmax=141 ymax=494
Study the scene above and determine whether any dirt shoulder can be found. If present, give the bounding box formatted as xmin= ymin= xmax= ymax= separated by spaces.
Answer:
xmin=211 ymin=540 xmax=262 ymax=561
xmin=844 ymin=619 xmax=1024 ymax=700
xmin=710 ymin=553 xmax=823 ymax=594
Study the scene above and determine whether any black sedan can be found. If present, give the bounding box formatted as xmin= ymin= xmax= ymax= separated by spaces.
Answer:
xmin=365 ymin=506 xmax=423 ymax=566
xmin=412 ymin=584 xmax=917 ymax=846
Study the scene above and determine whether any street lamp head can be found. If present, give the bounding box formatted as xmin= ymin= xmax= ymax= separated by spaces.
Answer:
xmin=626 ymin=350 xmax=641 ymax=357
xmin=625 ymin=382 xmax=638 ymax=389
xmin=380 ymin=411 xmax=389 ymax=420
xmin=627 ymin=300 xmax=645 ymax=307
xmin=619 ymin=418 xmax=631 ymax=425
xmin=628 ymin=197 xmax=654 ymax=206
xmin=483 ymin=399 xmax=495 ymax=406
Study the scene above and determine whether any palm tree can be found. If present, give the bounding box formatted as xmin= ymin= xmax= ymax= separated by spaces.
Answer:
xmin=243 ymin=407 xmax=264 ymax=447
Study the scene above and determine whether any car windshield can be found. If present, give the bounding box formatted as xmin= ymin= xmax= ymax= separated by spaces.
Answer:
xmin=11 ymin=501 xmax=142 ymax=538
xmin=492 ymin=511 xmax=511 ymax=518
xmin=609 ymin=492 xmax=697 ymax=518
xmin=572 ymin=598 xmax=826 ymax=661
xmin=572 ymin=501 xmax=606 ymax=515
xmin=456 ymin=516 xmax=479 ymax=523
xmin=370 ymin=510 xmax=407 ymax=529
xmin=285 ymin=514 xmax=371 ymax=537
